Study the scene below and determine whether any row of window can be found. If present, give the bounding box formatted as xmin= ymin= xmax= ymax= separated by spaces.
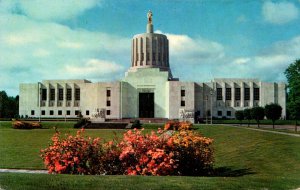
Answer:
xmin=41 ymin=88 xmax=80 ymax=101
xmin=216 ymin=87 xmax=259 ymax=101
xmin=217 ymin=110 xmax=232 ymax=117
xmin=31 ymin=110 xmax=111 ymax=116
xmin=41 ymin=88 xmax=112 ymax=107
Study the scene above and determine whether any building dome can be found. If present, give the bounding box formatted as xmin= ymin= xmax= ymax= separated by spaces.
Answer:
xmin=129 ymin=11 xmax=172 ymax=78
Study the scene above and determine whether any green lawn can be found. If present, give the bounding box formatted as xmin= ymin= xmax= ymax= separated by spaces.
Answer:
xmin=0 ymin=121 xmax=299 ymax=190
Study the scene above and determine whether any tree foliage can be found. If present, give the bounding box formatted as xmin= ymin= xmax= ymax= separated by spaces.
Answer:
xmin=250 ymin=107 xmax=265 ymax=128
xmin=264 ymin=103 xmax=282 ymax=129
xmin=243 ymin=109 xmax=252 ymax=127
xmin=235 ymin=110 xmax=244 ymax=125
xmin=0 ymin=91 xmax=19 ymax=118
xmin=284 ymin=59 xmax=300 ymax=122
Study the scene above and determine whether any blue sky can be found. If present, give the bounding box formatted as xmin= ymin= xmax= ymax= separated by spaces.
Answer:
xmin=1 ymin=0 xmax=300 ymax=96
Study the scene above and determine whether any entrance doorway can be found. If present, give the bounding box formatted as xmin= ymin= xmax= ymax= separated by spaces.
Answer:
xmin=139 ymin=93 xmax=154 ymax=118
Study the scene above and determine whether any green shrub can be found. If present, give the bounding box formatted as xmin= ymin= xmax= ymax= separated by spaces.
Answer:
xmin=131 ymin=120 xmax=142 ymax=129
xmin=74 ymin=118 xmax=89 ymax=128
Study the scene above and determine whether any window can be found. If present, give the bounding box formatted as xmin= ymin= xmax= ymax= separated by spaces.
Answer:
xmin=50 ymin=89 xmax=55 ymax=101
xmin=141 ymin=53 xmax=144 ymax=61
xmin=41 ymin=110 xmax=45 ymax=115
xmin=67 ymin=89 xmax=72 ymax=101
xmin=181 ymin=90 xmax=185 ymax=97
xmin=41 ymin=89 xmax=47 ymax=101
xmin=181 ymin=101 xmax=185 ymax=107
xmin=75 ymin=110 xmax=80 ymax=116
xmin=226 ymin=88 xmax=231 ymax=100
xmin=254 ymin=88 xmax=260 ymax=100
xmin=107 ymin=100 xmax=111 ymax=107
xmin=31 ymin=110 xmax=35 ymax=115
xmin=227 ymin=111 xmax=231 ymax=117
xmin=86 ymin=110 xmax=89 ymax=115
xmin=50 ymin=110 xmax=54 ymax=115
xmin=58 ymin=110 xmax=62 ymax=115
xmin=106 ymin=89 xmax=111 ymax=97
xmin=147 ymin=53 xmax=150 ymax=61
xmin=244 ymin=88 xmax=250 ymax=101
xmin=75 ymin=88 xmax=80 ymax=101
xmin=158 ymin=53 xmax=161 ymax=61
xmin=207 ymin=110 xmax=211 ymax=117
xmin=106 ymin=110 xmax=111 ymax=115
xmin=152 ymin=53 xmax=156 ymax=61
xmin=235 ymin=88 xmax=241 ymax=100
xmin=58 ymin=89 xmax=63 ymax=101
xmin=236 ymin=101 xmax=240 ymax=107
xmin=217 ymin=88 xmax=222 ymax=100
xmin=218 ymin=111 xmax=222 ymax=116
xmin=66 ymin=110 xmax=70 ymax=115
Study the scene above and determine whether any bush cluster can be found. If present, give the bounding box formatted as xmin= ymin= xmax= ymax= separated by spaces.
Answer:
xmin=41 ymin=122 xmax=214 ymax=176
xmin=12 ymin=120 xmax=42 ymax=129
xmin=74 ymin=118 xmax=90 ymax=128
xmin=164 ymin=120 xmax=192 ymax=131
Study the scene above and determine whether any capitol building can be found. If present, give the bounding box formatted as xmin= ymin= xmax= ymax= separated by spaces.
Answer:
xmin=19 ymin=11 xmax=286 ymax=122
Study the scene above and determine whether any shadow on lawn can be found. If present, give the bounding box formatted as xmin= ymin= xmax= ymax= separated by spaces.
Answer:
xmin=210 ymin=167 xmax=256 ymax=177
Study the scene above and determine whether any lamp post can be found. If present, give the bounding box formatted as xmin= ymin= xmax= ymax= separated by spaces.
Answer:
xmin=38 ymin=82 xmax=42 ymax=122
xmin=205 ymin=95 xmax=208 ymax=124
xmin=210 ymin=90 xmax=213 ymax=125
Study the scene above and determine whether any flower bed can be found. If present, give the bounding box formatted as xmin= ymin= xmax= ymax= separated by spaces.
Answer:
xmin=41 ymin=122 xmax=214 ymax=176
xmin=12 ymin=120 xmax=42 ymax=129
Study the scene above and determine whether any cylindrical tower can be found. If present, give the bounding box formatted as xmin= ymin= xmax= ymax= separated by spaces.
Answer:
xmin=129 ymin=11 xmax=172 ymax=78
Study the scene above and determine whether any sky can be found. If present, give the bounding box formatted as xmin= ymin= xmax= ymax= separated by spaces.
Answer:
xmin=1 ymin=0 xmax=300 ymax=96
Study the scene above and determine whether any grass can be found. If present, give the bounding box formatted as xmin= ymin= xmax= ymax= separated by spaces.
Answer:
xmin=0 ymin=121 xmax=300 ymax=190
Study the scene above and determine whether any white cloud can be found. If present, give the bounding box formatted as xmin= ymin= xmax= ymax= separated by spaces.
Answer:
xmin=233 ymin=57 xmax=251 ymax=65
xmin=0 ymin=12 xmax=129 ymax=96
xmin=33 ymin=49 xmax=51 ymax=57
xmin=155 ymin=31 xmax=225 ymax=64
xmin=221 ymin=35 xmax=300 ymax=82
xmin=19 ymin=0 xmax=102 ymax=21
xmin=65 ymin=59 xmax=124 ymax=78
xmin=262 ymin=1 xmax=299 ymax=24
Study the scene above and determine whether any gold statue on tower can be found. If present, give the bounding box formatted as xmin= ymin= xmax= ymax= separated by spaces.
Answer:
xmin=147 ymin=10 xmax=153 ymax=24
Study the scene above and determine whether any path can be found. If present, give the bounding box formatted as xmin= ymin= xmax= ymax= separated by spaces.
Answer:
xmin=0 ymin=169 xmax=47 ymax=174
xmin=224 ymin=124 xmax=300 ymax=137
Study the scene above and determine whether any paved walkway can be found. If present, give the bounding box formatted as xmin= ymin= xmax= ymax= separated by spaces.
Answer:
xmin=225 ymin=124 xmax=300 ymax=137
xmin=0 ymin=169 xmax=47 ymax=174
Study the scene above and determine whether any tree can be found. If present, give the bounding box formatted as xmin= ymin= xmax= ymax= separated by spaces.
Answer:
xmin=250 ymin=107 xmax=265 ymax=128
xmin=0 ymin=91 xmax=19 ymax=118
xmin=285 ymin=59 xmax=300 ymax=129
xmin=235 ymin=110 xmax=244 ymax=125
xmin=243 ymin=108 xmax=252 ymax=127
xmin=264 ymin=103 xmax=282 ymax=129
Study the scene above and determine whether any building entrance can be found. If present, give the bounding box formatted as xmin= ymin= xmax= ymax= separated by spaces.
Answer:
xmin=139 ymin=93 xmax=154 ymax=118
